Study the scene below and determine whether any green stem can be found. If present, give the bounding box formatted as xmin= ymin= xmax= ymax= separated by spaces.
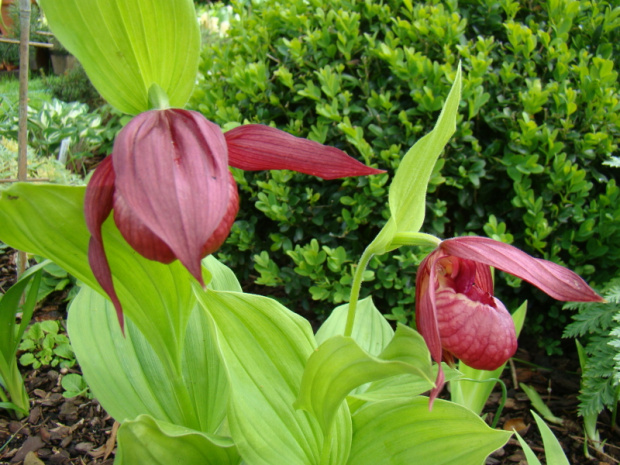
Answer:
xmin=344 ymin=232 xmax=440 ymax=338
xmin=390 ymin=232 xmax=441 ymax=248
xmin=343 ymin=246 xmax=374 ymax=338
xmin=459 ymin=377 xmax=507 ymax=429
xmin=148 ymin=83 xmax=171 ymax=110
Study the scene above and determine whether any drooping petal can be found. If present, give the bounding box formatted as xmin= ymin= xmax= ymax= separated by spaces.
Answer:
xmin=441 ymin=237 xmax=604 ymax=302
xmin=415 ymin=250 xmax=444 ymax=364
xmin=435 ymin=289 xmax=517 ymax=371
xmin=84 ymin=156 xmax=124 ymax=330
xmin=112 ymin=191 xmax=176 ymax=264
xmin=113 ymin=109 xmax=230 ymax=284
xmin=201 ymin=172 xmax=239 ymax=257
xmin=224 ymin=124 xmax=385 ymax=180
xmin=415 ymin=249 xmax=446 ymax=407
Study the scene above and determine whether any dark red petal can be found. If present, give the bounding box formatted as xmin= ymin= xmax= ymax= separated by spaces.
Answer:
xmin=441 ymin=237 xmax=604 ymax=302
xmin=84 ymin=156 xmax=124 ymax=330
xmin=415 ymin=249 xmax=444 ymax=364
xmin=224 ymin=124 xmax=385 ymax=180
xmin=201 ymin=172 xmax=239 ymax=257
xmin=113 ymin=191 xmax=176 ymax=264
xmin=113 ymin=109 xmax=230 ymax=284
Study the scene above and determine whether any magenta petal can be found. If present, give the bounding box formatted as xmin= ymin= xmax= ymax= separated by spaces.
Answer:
xmin=84 ymin=156 xmax=124 ymax=330
xmin=436 ymin=290 xmax=517 ymax=370
xmin=224 ymin=124 xmax=385 ymax=180
xmin=201 ymin=172 xmax=239 ymax=257
xmin=113 ymin=191 xmax=176 ymax=264
xmin=415 ymin=250 xmax=444 ymax=364
xmin=441 ymin=237 xmax=604 ymax=303
xmin=113 ymin=109 xmax=230 ymax=283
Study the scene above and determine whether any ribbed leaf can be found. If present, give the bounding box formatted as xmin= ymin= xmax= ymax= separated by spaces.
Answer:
xmin=68 ymin=286 xmax=228 ymax=433
xmin=194 ymin=288 xmax=351 ymax=465
xmin=348 ymin=397 xmax=512 ymax=465
xmin=115 ymin=414 xmax=240 ymax=465
xmin=0 ymin=184 xmax=195 ymax=389
xmin=388 ymin=64 xmax=462 ymax=234
xmin=316 ymin=297 xmax=393 ymax=356
xmin=295 ymin=325 xmax=434 ymax=435
xmin=38 ymin=0 xmax=200 ymax=114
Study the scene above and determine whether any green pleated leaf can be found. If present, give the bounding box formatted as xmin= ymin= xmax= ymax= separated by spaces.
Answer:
xmin=115 ymin=414 xmax=240 ymax=465
xmin=203 ymin=255 xmax=243 ymax=293
xmin=38 ymin=0 xmax=200 ymax=114
xmin=316 ymin=297 xmax=393 ymax=356
xmin=451 ymin=301 xmax=527 ymax=415
xmin=295 ymin=324 xmax=434 ymax=435
xmin=388 ymin=64 xmax=462 ymax=235
xmin=194 ymin=287 xmax=351 ymax=465
xmin=347 ymin=364 xmax=462 ymax=413
xmin=348 ymin=397 xmax=512 ymax=465
xmin=0 ymin=183 xmax=195 ymax=391
xmin=68 ymin=286 xmax=228 ymax=433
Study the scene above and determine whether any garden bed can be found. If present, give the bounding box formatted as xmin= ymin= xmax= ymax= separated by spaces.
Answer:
xmin=0 ymin=246 xmax=618 ymax=465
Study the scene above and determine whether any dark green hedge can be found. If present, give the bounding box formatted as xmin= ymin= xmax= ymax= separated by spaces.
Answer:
xmin=189 ymin=0 xmax=620 ymax=347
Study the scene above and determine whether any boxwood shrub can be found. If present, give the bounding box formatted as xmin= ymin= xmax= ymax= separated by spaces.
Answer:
xmin=189 ymin=0 xmax=620 ymax=347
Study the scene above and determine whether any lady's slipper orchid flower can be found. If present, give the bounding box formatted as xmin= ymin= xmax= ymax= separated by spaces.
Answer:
xmin=85 ymin=108 xmax=384 ymax=328
xmin=415 ymin=236 xmax=604 ymax=406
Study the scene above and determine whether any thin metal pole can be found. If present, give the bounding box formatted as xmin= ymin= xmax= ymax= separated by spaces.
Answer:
xmin=16 ymin=0 xmax=31 ymax=277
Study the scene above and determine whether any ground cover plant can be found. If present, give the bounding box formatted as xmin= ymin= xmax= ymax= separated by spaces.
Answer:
xmin=190 ymin=0 xmax=620 ymax=351
xmin=0 ymin=0 xmax=608 ymax=464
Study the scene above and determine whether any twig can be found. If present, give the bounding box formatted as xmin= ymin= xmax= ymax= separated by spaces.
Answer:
xmin=569 ymin=434 xmax=620 ymax=463
xmin=509 ymin=357 xmax=519 ymax=389
xmin=0 ymin=37 xmax=53 ymax=48
xmin=0 ymin=422 xmax=26 ymax=453
xmin=0 ymin=178 xmax=50 ymax=183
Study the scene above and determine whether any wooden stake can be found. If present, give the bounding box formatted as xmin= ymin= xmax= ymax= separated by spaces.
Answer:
xmin=16 ymin=0 xmax=31 ymax=278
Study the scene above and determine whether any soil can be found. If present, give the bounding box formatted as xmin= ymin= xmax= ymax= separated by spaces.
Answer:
xmin=0 ymin=247 xmax=618 ymax=465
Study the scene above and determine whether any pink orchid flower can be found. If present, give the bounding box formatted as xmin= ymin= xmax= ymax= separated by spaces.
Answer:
xmin=85 ymin=108 xmax=384 ymax=329
xmin=415 ymin=236 xmax=604 ymax=406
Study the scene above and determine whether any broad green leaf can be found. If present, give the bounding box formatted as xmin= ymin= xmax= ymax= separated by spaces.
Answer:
xmin=38 ymin=0 xmax=200 ymax=114
xmin=0 ymin=183 xmax=194 ymax=379
xmin=195 ymin=288 xmax=351 ymax=465
xmin=316 ymin=297 xmax=393 ymax=356
xmin=348 ymin=397 xmax=512 ymax=465
xmin=203 ymin=255 xmax=243 ymax=293
xmin=348 ymin=363 xmax=461 ymax=411
xmin=388 ymin=64 xmax=462 ymax=234
xmin=68 ymin=286 xmax=228 ymax=432
xmin=451 ymin=301 xmax=527 ymax=414
xmin=295 ymin=325 xmax=434 ymax=435
xmin=115 ymin=414 xmax=240 ymax=465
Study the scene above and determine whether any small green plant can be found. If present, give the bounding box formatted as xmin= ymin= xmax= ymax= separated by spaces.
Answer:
xmin=61 ymin=373 xmax=92 ymax=399
xmin=19 ymin=320 xmax=76 ymax=370
xmin=0 ymin=99 xmax=120 ymax=174
xmin=514 ymin=411 xmax=570 ymax=465
xmin=0 ymin=267 xmax=43 ymax=418
xmin=563 ymin=279 xmax=620 ymax=416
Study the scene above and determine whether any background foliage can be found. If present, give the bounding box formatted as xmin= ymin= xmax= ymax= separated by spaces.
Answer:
xmin=189 ymin=0 xmax=620 ymax=347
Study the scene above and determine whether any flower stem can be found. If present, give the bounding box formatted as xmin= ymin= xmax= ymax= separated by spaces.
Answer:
xmin=390 ymin=232 xmax=441 ymax=248
xmin=344 ymin=245 xmax=374 ymax=338
xmin=460 ymin=377 xmax=507 ymax=429
xmin=148 ymin=83 xmax=171 ymax=110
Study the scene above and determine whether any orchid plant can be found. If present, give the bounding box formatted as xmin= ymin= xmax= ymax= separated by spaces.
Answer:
xmin=0 ymin=1 xmax=603 ymax=464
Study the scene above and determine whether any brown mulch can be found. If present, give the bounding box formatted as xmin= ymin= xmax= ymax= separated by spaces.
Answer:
xmin=0 ymin=247 xmax=619 ymax=464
